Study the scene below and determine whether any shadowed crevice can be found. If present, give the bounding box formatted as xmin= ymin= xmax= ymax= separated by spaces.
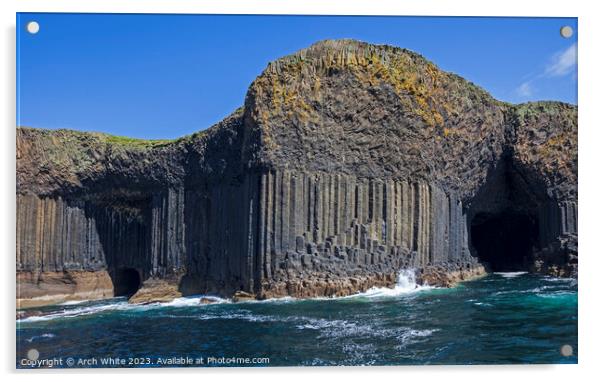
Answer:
xmin=471 ymin=212 xmax=538 ymax=271
xmin=468 ymin=152 xmax=545 ymax=272
xmin=112 ymin=268 xmax=142 ymax=297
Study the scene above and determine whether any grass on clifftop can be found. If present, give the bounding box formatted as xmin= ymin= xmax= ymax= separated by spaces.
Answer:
xmin=102 ymin=134 xmax=175 ymax=148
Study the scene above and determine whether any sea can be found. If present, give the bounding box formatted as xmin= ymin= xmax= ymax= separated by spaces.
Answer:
xmin=16 ymin=271 xmax=577 ymax=367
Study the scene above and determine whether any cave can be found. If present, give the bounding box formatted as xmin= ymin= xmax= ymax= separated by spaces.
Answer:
xmin=470 ymin=212 xmax=538 ymax=271
xmin=112 ymin=268 xmax=142 ymax=297
xmin=467 ymin=153 xmax=543 ymax=272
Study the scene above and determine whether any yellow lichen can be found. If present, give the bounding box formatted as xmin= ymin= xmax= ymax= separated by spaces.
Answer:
xmin=255 ymin=42 xmax=480 ymax=130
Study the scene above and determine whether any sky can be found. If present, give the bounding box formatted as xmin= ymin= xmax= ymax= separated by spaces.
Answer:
xmin=17 ymin=14 xmax=577 ymax=139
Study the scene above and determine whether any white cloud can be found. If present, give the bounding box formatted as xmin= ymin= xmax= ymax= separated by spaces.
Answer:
xmin=544 ymin=43 xmax=577 ymax=77
xmin=513 ymin=43 xmax=576 ymax=99
xmin=516 ymin=81 xmax=533 ymax=97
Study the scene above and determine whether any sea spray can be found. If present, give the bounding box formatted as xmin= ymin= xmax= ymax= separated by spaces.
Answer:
xmin=396 ymin=269 xmax=419 ymax=290
xmin=348 ymin=268 xmax=435 ymax=299
xmin=493 ymin=271 xmax=528 ymax=278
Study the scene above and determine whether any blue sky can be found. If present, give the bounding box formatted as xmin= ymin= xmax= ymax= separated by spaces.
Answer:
xmin=17 ymin=14 xmax=577 ymax=139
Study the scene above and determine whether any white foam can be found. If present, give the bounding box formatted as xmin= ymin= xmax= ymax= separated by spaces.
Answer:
xmin=152 ymin=295 xmax=231 ymax=308
xmin=240 ymin=296 xmax=297 ymax=304
xmin=293 ymin=314 xmax=439 ymax=345
xmin=59 ymin=300 xmax=88 ymax=306
xmin=25 ymin=333 xmax=56 ymax=342
xmin=493 ymin=286 xmax=545 ymax=296
xmin=295 ymin=317 xmax=353 ymax=332
xmin=399 ymin=328 xmax=437 ymax=341
xmin=17 ymin=295 xmax=236 ymax=323
xmin=536 ymin=291 xmax=576 ymax=299
xmin=493 ymin=271 xmax=528 ymax=278
xmin=348 ymin=269 xmax=435 ymax=298
xmin=394 ymin=328 xmax=440 ymax=350
xmin=17 ymin=301 xmax=131 ymax=323
xmin=543 ymin=276 xmax=577 ymax=284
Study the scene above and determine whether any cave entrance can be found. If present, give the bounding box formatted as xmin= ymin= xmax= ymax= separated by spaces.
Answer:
xmin=467 ymin=152 xmax=544 ymax=272
xmin=113 ymin=268 xmax=141 ymax=297
xmin=470 ymin=212 xmax=538 ymax=272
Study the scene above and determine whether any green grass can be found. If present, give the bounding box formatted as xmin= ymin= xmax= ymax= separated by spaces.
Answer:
xmin=102 ymin=134 xmax=175 ymax=148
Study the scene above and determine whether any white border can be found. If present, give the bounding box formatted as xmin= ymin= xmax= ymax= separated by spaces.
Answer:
xmin=2 ymin=1 xmax=601 ymax=381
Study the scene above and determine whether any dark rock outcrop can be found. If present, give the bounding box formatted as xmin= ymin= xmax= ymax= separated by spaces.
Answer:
xmin=16 ymin=40 xmax=577 ymax=307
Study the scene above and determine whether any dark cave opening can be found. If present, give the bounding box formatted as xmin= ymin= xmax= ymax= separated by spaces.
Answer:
xmin=112 ymin=268 xmax=142 ymax=297
xmin=470 ymin=212 xmax=539 ymax=272
xmin=467 ymin=152 xmax=544 ymax=272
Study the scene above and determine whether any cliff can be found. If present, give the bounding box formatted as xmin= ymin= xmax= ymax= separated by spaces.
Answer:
xmin=16 ymin=40 xmax=577 ymax=307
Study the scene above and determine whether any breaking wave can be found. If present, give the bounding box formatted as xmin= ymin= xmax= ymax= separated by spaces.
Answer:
xmin=59 ymin=300 xmax=88 ymax=306
xmin=17 ymin=295 xmax=230 ymax=323
xmin=17 ymin=301 xmax=131 ymax=323
xmin=25 ymin=333 xmax=56 ymax=342
xmin=347 ymin=269 xmax=435 ymax=298
xmin=493 ymin=271 xmax=528 ymax=278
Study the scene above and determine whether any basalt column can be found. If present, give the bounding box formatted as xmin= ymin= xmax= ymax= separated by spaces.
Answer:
xmin=180 ymin=173 xmax=263 ymax=297
xmin=127 ymin=187 xmax=188 ymax=303
xmin=16 ymin=194 xmax=136 ymax=307
xmin=252 ymin=170 xmax=477 ymax=298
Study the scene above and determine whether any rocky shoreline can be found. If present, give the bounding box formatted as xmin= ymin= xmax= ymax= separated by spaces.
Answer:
xmin=17 ymin=267 xmax=487 ymax=308
xmin=418 ymin=263 xmax=487 ymax=288
xmin=17 ymin=271 xmax=113 ymax=309
xmin=17 ymin=265 xmax=488 ymax=311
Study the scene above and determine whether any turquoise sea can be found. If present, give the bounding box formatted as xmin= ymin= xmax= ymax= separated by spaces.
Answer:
xmin=16 ymin=272 xmax=577 ymax=367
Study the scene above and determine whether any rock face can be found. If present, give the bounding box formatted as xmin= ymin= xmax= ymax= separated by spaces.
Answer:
xmin=16 ymin=40 xmax=577 ymax=306
xmin=17 ymin=270 xmax=113 ymax=308
xmin=128 ymin=278 xmax=182 ymax=304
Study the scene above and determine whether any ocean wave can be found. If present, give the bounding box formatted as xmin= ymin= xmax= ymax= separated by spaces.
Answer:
xmin=536 ymin=291 xmax=576 ymax=299
xmin=17 ymin=301 xmax=131 ymax=323
xmin=188 ymin=311 xmax=274 ymax=322
xmin=191 ymin=311 xmax=347 ymax=328
xmin=348 ymin=284 xmax=435 ymax=299
xmin=183 ymin=309 xmax=439 ymax=347
xmin=59 ymin=300 xmax=88 ymax=306
xmin=493 ymin=272 xmax=528 ymax=278
xmin=239 ymin=296 xmax=298 ymax=304
xmin=295 ymin=317 xmax=355 ymax=332
xmin=345 ymin=269 xmax=436 ymax=299
xmin=293 ymin=314 xmax=439 ymax=345
xmin=341 ymin=343 xmax=378 ymax=365
xmin=396 ymin=329 xmax=439 ymax=347
xmin=25 ymin=333 xmax=56 ymax=342
xmin=152 ymin=295 xmax=231 ymax=308
xmin=492 ymin=285 xmax=561 ymax=296
xmin=17 ymin=294 xmax=235 ymax=323
xmin=543 ymin=276 xmax=578 ymax=286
